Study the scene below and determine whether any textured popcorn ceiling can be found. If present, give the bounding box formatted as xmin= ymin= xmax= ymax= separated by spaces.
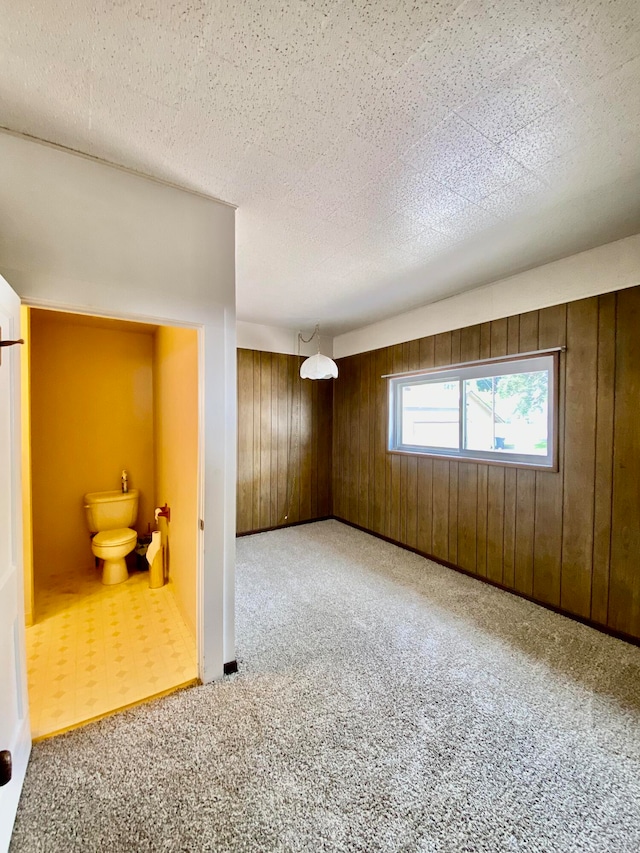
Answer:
xmin=1 ymin=1 xmax=639 ymax=334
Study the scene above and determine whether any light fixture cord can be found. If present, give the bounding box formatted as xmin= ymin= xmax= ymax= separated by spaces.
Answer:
xmin=298 ymin=323 xmax=320 ymax=353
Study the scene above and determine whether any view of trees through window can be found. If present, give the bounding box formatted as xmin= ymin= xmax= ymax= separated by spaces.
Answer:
xmin=464 ymin=370 xmax=548 ymax=455
xmin=392 ymin=354 xmax=555 ymax=466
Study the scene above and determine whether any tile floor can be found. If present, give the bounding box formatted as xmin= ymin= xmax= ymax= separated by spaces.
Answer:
xmin=26 ymin=566 xmax=197 ymax=739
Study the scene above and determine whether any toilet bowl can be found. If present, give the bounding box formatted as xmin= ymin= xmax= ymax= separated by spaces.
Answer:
xmin=84 ymin=489 xmax=139 ymax=585
xmin=91 ymin=527 xmax=138 ymax=585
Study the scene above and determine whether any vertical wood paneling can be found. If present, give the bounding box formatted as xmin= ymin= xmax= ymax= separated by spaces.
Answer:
xmin=460 ymin=324 xmax=481 ymax=360
xmin=352 ymin=355 xmax=361 ymax=525
xmin=479 ymin=322 xmax=491 ymax=359
xmin=502 ymin=315 xmax=520 ymax=587
xmin=237 ymin=348 xmax=331 ymax=533
xmin=399 ymin=344 xmax=410 ymax=545
xmin=518 ymin=311 xmax=538 ymax=353
xmin=299 ymin=361 xmax=313 ymax=523
xmin=501 ymin=315 xmax=520 ymax=588
xmin=514 ymin=312 xmax=538 ymax=596
xmin=318 ymin=380 xmax=333 ymax=517
xmin=408 ymin=339 xmax=421 ymax=370
xmin=457 ymin=325 xmax=481 ymax=573
xmin=457 ymin=464 xmax=477 ymax=572
xmin=368 ymin=352 xmax=377 ymax=528
xmin=434 ymin=332 xmax=451 ymax=366
xmin=259 ymin=353 xmax=272 ymax=529
xmin=344 ymin=355 xmax=356 ymax=525
xmin=358 ymin=353 xmax=370 ymax=530
xmin=448 ymin=327 xmax=461 ymax=563
xmin=390 ymin=345 xmax=403 ymax=541
xmin=270 ymin=354 xmax=279 ymax=525
xmin=514 ymin=471 xmax=535 ymax=595
xmin=450 ymin=329 xmax=461 ymax=363
xmin=331 ymin=356 xmax=340 ymax=521
xmin=241 ymin=284 xmax=640 ymax=642
xmin=507 ymin=315 xmax=520 ymax=354
xmin=384 ymin=347 xmax=394 ymax=539
xmin=431 ymin=460 xmax=450 ymax=560
xmin=486 ymin=319 xmax=507 ymax=583
xmin=276 ymin=355 xmax=287 ymax=524
xmin=341 ymin=355 xmax=351 ymax=524
xmin=609 ymin=288 xmax=640 ymax=636
xmin=236 ymin=350 xmax=253 ymax=533
xmin=252 ymin=351 xmax=261 ymax=529
xmin=336 ymin=355 xmax=349 ymax=521
xmin=419 ymin=336 xmax=435 ymax=369
xmin=561 ymin=298 xmax=598 ymax=617
xmin=475 ymin=465 xmax=488 ymax=577
xmin=406 ymin=340 xmax=420 ymax=549
xmin=533 ymin=304 xmax=566 ymax=605
xmin=351 ymin=355 xmax=361 ymax=525
xmin=432 ymin=333 xmax=451 ymax=560
xmin=417 ymin=457 xmax=433 ymax=556
xmin=476 ymin=324 xmax=491 ymax=577
xmin=448 ymin=462 xmax=459 ymax=565
xmin=486 ymin=466 xmax=505 ymax=584
xmin=288 ymin=355 xmax=301 ymax=524
xmin=334 ymin=356 xmax=344 ymax=523
xmin=417 ymin=337 xmax=435 ymax=555
xmin=502 ymin=467 xmax=517 ymax=588
xmin=330 ymin=288 xmax=638 ymax=638
xmin=590 ymin=293 xmax=616 ymax=625
xmin=490 ymin=318 xmax=508 ymax=357
xmin=310 ymin=378 xmax=319 ymax=520
xmin=373 ymin=347 xmax=387 ymax=535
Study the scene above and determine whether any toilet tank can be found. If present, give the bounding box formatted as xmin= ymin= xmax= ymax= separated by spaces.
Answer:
xmin=84 ymin=489 xmax=139 ymax=533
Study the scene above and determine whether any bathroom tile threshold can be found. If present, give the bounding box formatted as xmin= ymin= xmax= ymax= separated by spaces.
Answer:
xmin=32 ymin=678 xmax=200 ymax=743
xmin=27 ymin=567 xmax=198 ymax=740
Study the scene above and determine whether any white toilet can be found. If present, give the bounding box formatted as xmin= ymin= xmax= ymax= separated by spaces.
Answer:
xmin=84 ymin=489 xmax=139 ymax=585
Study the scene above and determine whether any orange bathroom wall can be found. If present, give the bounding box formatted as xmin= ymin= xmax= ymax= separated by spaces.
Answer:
xmin=153 ymin=326 xmax=199 ymax=638
xmin=30 ymin=310 xmax=156 ymax=583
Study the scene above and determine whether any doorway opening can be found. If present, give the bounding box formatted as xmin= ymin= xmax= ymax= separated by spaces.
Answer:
xmin=22 ymin=306 xmax=201 ymax=739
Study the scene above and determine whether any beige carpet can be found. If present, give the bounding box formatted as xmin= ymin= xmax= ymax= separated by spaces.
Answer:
xmin=11 ymin=520 xmax=640 ymax=852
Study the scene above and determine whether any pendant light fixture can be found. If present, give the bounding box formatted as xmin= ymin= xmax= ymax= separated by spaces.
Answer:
xmin=298 ymin=324 xmax=338 ymax=379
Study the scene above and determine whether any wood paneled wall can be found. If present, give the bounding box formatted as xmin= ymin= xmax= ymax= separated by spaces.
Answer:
xmin=237 ymin=349 xmax=333 ymax=534
xmin=332 ymin=286 xmax=640 ymax=641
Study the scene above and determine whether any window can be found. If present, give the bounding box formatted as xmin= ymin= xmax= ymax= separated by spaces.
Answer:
xmin=388 ymin=353 xmax=557 ymax=468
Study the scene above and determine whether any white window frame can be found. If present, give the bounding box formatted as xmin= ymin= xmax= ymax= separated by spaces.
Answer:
xmin=388 ymin=352 xmax=558 ymax=469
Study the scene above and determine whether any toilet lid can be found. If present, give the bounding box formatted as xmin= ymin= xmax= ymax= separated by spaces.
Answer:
xmin=93 ymin=528 xmax=137 ymax=547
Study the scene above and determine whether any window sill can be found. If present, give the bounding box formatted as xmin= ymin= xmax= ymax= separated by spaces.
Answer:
xmin=387 ymin=448 xmax=558 ymax=473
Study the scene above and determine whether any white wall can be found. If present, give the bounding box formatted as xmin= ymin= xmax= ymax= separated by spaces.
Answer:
xmin=334 ymin=233 xmax=640 ymax=358
xmin=0 ymin=131 xmax=236 ymax=681
xmin=237 ymin=319 xmax=333 ymax=357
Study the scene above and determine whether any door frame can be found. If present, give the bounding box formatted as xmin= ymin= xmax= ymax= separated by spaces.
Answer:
xmin=0 ymin=275 xmax=31 ymax=853
xmin=21 ymin=297 xmax=207 ymax=682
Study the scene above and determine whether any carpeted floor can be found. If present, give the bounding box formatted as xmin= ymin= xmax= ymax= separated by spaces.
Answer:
xmin=10 ymin=520 xmax=640 ymax=852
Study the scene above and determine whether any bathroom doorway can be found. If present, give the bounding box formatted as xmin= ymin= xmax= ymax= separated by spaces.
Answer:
xmin=22 ymin=306 xmax=202 ymax=739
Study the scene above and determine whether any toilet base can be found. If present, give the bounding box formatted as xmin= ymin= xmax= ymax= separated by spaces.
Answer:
xmin=102 ymin=557 xmax=129 ymax=585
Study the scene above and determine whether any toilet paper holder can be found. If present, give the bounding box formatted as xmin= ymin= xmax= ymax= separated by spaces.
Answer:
xmin=155 ymin=504 xmax=171 ymax=523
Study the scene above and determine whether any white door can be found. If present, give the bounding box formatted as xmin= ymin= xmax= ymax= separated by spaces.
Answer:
xmin=0 ymin=275 xmax=30 ymax=852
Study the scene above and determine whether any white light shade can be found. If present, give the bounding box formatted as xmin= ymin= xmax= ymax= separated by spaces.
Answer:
xmin=299 ymin=353 xmax=338 ymax=379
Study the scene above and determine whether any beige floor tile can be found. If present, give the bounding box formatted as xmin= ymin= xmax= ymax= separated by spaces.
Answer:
xmin=27 ymin=567 xmax=197 ymax=739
